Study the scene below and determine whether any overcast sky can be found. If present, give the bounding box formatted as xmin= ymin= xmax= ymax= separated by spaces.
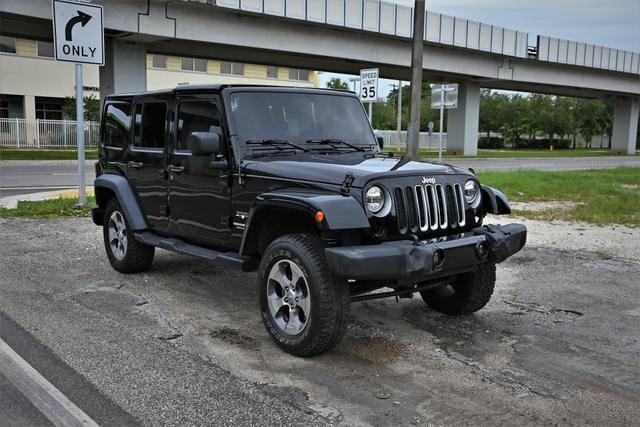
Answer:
xmin=321 ymin=0 xmax=640 ymax=95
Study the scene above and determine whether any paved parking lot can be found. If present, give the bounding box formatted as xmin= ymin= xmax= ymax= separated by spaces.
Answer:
xmin=0 ymin=215 xmax=639 ymax=425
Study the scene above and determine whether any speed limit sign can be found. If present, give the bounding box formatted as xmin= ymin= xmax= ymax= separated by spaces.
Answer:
xmin=359 ymin=68 xmax=379 ymax=102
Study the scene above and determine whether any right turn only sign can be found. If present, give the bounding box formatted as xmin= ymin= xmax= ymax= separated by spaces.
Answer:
xmin=53 ymin=0 xmax=104 ymax=65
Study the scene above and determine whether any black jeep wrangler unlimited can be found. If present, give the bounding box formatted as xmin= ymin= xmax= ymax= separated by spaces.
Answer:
xmin=92 ymin=85 xmax=526 ymax=356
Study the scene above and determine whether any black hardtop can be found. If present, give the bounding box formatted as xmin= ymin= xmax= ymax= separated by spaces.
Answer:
xmin=104 ymin=84 xmax=357 ymax=102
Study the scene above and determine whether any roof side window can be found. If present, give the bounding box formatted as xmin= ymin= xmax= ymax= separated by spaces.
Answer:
xmin=133 ymin=102 xmax=167 ymax=150
xmin=103 ymin=102 xmax=131 ymax=149
xmin=176 ymin=100 xmax=221 ymax=151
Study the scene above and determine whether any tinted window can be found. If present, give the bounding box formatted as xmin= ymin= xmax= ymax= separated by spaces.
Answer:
xmin=176 ymin=101 xmax=220 ymax=151
xmin=0 ymin=36 xmax=16 ymax=54
xmin=37 ymin=41 xmax=54 ymax=58
xmin=221 ymin=62 xmax=244 ymax=75
xmin=230 ymin=92 xmax=375 ymax=151
xmin=151 ymin=55 xmax=167 ymax=68
xmin=266 ymin=66 xmax=278 ymax=79
xmin=133 ymin=103 xmax=167 ymax=149
xmin=103 ymin=102 xmax=131 ymax=148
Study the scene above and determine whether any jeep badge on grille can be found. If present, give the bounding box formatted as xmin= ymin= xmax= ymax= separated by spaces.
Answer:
xmin=421 ymin=177 xmax=436 ymax=184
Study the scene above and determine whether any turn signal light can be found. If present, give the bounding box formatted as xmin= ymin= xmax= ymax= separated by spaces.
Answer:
xmin=315 ymin=211 xmax=325 ymax=223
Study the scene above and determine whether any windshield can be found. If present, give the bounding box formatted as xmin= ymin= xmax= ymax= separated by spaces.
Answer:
xmin=229 ymin=91 xmax=377 ymax=155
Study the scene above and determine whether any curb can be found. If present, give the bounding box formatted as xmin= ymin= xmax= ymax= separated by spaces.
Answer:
xmin=0 ymin=188 xmax=94 ymax=209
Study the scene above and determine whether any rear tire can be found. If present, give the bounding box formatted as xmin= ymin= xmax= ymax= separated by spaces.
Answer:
xmin=258 ymin=233 xmax=350 ymax=357
xmin=103 ymin=198 xmax=154 ymax=274
xmin=420 ymin=263 xmax=496 ymax=315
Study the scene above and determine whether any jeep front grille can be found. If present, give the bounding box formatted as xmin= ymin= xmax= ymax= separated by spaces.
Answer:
xmin=393 ymin=183 xmax=466 ymax=234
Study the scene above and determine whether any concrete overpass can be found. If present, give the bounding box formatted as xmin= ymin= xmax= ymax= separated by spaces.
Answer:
xmin=1 ymin=0 xmax=638 ymax=154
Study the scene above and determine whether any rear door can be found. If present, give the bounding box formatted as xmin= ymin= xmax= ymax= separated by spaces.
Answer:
xmin=167 ymin=94 xmax=232 ymax=245
xmin=125 ymin=98 xmax=170 ymax=231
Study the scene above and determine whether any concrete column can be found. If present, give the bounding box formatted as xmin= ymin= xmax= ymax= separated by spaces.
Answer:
xmin=446 ymin=81 xmax=480 ymax=156
xmin=99 ymin=39 xmax=147 ymax=102
xmin=23 ymin=95 xmax=36 ymax=146
xmin=23 ymin=95 xmax=36 ymax=120
xmin=611 ymin=98 xmax=639 ymax=155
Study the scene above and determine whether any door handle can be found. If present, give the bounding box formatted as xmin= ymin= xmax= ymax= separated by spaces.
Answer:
xmin=167 ymin=165 xmax=185 ymax=174
xmin=128 ymin=161 xmax=143 ymax=169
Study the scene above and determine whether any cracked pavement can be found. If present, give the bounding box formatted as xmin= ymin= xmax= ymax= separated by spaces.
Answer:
xmin=0 ymin=216 xmax=638 ymax=425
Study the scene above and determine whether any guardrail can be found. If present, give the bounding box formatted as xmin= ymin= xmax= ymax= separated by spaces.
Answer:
xmin=0 ymin=118 xmax=101 ymax=149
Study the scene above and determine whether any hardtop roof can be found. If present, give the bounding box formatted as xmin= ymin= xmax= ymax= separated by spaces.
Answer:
xmin=104 ymin=84 xmax=356 ymax=101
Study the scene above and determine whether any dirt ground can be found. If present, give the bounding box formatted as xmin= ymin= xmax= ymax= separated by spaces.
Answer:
xmin=0 ymin=215 xmax=638 ymax=425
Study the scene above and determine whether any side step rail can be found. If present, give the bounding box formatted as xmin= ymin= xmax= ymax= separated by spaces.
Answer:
xmin=134 ymin=231 xmax=258 ymax=272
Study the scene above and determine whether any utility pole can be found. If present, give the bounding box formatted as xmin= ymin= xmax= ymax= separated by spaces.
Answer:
xmin=406 ymin=0 xmax=425 ymax=159
xmin=396 ymin=80 xmax=403 ymax=150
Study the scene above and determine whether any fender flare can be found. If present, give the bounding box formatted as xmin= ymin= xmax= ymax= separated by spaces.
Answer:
xmin=481 ymin=185 xmax=511 ymax=215
xmin=94 ymin=174 xmax=148 ymax=230
xmin=240 ymin=189 xmax=370 ymax=254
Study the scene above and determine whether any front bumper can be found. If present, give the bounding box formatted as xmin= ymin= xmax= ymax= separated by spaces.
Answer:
xmin=325 ymin=223 xmax=526 ymax=281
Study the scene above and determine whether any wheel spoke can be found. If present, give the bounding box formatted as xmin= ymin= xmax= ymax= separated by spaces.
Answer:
xmin=266 ymin=259 xmax=311 ymax=336
xmin=295 ymin=293 xmax=310 ymax=318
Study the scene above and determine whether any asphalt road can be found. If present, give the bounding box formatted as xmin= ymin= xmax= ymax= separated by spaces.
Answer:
xmin=1 ymin=156 xmax=639 ymax=197
xmin=1 ymin=216 xmax=638 ymax=425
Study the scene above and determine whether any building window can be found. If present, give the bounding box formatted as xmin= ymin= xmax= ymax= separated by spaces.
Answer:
xmin=288 ymin=68 xmax=309 ymax=81
xmin=151 ymin=55 xmax=167 ymax=69
xmin=266 ymin=66 xmax=278 ymax=79
xmin=36 ymin=99 xmax=64 ymax=120
xmin=220 ymin=62 xmax=244 ymax=76
xmin=37 ymin=41 xmax=54 ymax=58
xmin=0 ymin=36 xmax=16 ymax=54
xmin=0 ymin=100 xmax=8 ymax=119
xmin=181 ymin=57 xmax=207 ymax=72
xmin=0 ymin=95 xmax=24 ymax=118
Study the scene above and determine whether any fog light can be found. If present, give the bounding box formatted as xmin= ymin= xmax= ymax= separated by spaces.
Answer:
xmin=433 ymin=249 xmax=445 ymax=268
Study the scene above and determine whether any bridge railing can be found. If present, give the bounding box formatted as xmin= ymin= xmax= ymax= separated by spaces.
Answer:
xmin=210 ymin=0 xmax=529 ymax=58
xmin=536 ymin=35 xmax=640 ymax=75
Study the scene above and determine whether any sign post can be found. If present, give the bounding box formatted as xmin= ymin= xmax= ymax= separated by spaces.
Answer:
xmin=53 ymin=0 xmax=104 ymax=206
xmin=359 ymin=68 xmax=379 ymax=124
xmin=431 ymin=84 xmax=459 ymax=162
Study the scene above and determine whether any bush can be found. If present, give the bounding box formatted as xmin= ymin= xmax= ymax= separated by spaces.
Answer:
xmin=514 ymin=138 xmax=572 ymax=149
xmin=478 ymin=136 xmax=505 ymax=149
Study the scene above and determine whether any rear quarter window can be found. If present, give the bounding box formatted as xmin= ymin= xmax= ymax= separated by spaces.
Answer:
xmin=102 ymin=102 xmax=131 ymax=150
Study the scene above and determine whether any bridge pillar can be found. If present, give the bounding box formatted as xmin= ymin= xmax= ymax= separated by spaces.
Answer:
xmin=446 ymin=82 xmax=480 ymax=156
xmin=99 ymin=39 xmax=147 ymax=101
xmin=611 ymin=98 xmax=639 ymax=155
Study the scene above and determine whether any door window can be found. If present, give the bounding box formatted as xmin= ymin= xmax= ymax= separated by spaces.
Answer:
xmin=133 ymin=102 xmax=167 ymax=150
xmin=176 ymin=101 xmax=221 ymax=152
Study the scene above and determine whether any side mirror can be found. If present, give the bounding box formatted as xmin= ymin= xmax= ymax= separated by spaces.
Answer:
xmin=188 ymin=132 xmax=220 ymax=156
xmin=376 ymin=135 xmax=384 ymax=150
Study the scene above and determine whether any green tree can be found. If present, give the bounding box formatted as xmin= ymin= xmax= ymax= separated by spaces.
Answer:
xmin=326 ymin=78 xmax=349 ymax=90
xmin=63 ymin=94 xmax=100 ymax=122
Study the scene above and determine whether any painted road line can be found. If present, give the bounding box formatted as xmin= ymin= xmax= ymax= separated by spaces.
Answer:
xmin=0 ymin=337 xmax=99 ymax=427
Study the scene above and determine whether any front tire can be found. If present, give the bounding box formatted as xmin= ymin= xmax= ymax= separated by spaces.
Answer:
xmin=420 ymin=263 xmax=496 ymax=315
xmin=103 ymin=198 xmax=155 ymax=274
xmin=258 ymin=234 xmax=350 ymax=357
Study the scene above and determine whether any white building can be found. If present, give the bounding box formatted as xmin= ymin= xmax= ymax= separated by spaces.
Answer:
xmin=0 ymin=34 xmax=320 ymax=121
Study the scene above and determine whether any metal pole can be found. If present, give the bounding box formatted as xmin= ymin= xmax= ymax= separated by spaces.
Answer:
xmin=406 ymin=0 xmax=425 ymax=159
xmin=438 ymin=86 xmax=444 ymax=162
xmin=75 ymin=63 xmax=86 ymax=206
xmin=368 ymin=102 xmax=373 ymax=124
xmin=396 ymin=81 xmax=402 ymax=151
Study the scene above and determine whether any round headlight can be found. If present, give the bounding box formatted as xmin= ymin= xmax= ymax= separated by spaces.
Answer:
xmin=366 ymin=186 xmax=385 ymax=213
xmin=464 ymin=180 xmax=481 ymax=208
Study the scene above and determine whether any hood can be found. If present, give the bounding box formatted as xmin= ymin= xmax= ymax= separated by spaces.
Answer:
xmin=242 ymin=152 xmax=473 ymax=188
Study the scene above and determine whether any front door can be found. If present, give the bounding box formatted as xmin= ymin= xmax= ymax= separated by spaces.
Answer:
xmin=167 ymin=96 xmax=232 ymax=245
xmin=126 ymin=100 xmax=169 ymax=231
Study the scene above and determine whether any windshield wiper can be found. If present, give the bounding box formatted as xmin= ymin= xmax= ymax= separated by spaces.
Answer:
xmin=246 ymin=139 xmax=309 ymax=152
xmin=306 ymin=138 xmax=365 ymax=152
